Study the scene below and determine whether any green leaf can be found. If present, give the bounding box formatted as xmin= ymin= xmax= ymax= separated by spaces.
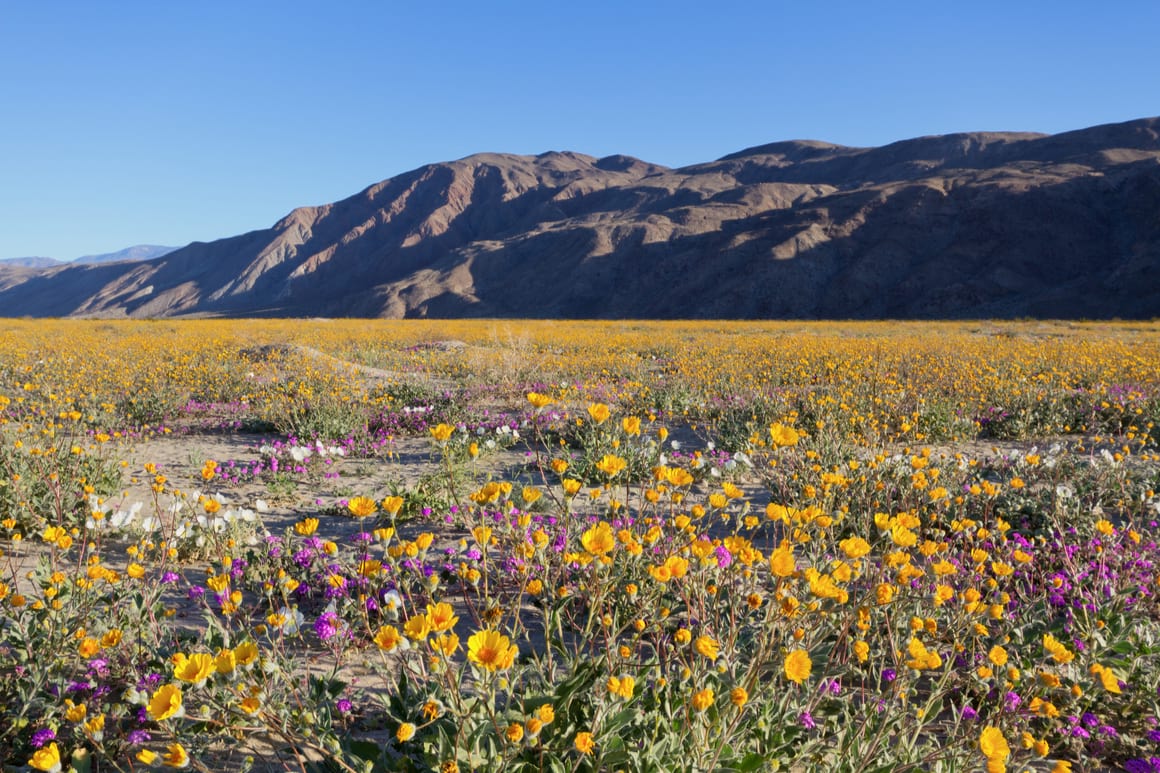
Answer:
xmin=739 ymin=753 xmax=768 ymax=772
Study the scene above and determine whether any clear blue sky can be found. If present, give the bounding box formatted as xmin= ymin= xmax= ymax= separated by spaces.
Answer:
xmin=2 ymin=0 xmax=1158 ymax=260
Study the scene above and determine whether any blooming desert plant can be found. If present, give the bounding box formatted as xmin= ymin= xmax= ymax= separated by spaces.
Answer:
xmin=1 ymin=319 xmax=1160 ymax=771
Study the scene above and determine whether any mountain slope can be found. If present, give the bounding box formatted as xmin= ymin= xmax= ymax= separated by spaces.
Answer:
xmin=2 ymin=117 xmax=1159 ymax=319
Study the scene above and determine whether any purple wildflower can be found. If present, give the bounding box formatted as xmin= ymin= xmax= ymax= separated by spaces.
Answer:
xmin=314 ymin=611 xmax=343 ymax=641
xmin=715 ymin=545 xmax=733 ymax=568
xmin=31 ymin=728 xmax=55 ymax=748
xmin=819 ymin=678 xmax=841 ymax=696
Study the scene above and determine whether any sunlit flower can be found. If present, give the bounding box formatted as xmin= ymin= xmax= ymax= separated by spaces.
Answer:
xmin=853 ymin=640 xmax=870 ymax=663
xmin=65 ymin=699 xmax=87 ymax=723
xmin=147 ymin=683 xmax=184 ymax=721
xmin=78 ymin=637 xmax=101 ymax=659
xmin=650 ymin=555 xmax=689 ymax=582
xmin=162 ymin=742 xmax=190 ymax=768
xmin=1091 ymin=663 xmax=1122 ymax=694
xmin=467 ymin=629 xmax=518 ymax=672
xmin=422 ymin=699 xmax=444 ymax=721
xmin=607 ymin=675 xmax=635 ymax=699
xmin=426 ymin=602 xmax=459 ymax=633
xmin=769 ymin=544 xmax=796 ymax=577
xmin=215 ymin=648 xmax=237 ymax=675
xmin=83 ymin=712 xmax=105 ymax=741
xmin=905 ymin=637 xmax=942 ymax=670
xmin=839 ymin=536 xmax=871 ymax=559
xmin=404 ymin=615 xmax=431 ymax=641
xmin=595 ymin=454 xmax=627 ymax=477
xmin=587 ymin=403 xmax=611 ymax=424
xmin=581 ymin=521 xmax=616 ymax=555
xmin=574 ymin=731 xmax=596 ymax=754
xmin=784 ymin=649 xmax=812 ymax=684
xmin=347 ymin=496 xmax=377 ymax=518
xmin=695 ymin=635 xmax=720 ymax=661
xmin=979 ymin=726 xmax=1010 ymax=772
xmin=238 ymin=688 xmax=262 ymax=714
xmin=173 ymin=653 xmax=215 ymax=686
xmin=233 ymin=641 xmax=259 ymax=667
xmin=769 ymin=423 xmax=800 ymax=447
xmin=28 ymin=742 xmax=61 ymax=773
xmin=431 ymin=632 xmax=460 ymax=657
xmin=1043 ymin=633 xmax=1074 ymax=664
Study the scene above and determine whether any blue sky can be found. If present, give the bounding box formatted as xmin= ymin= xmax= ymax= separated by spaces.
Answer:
xmin=2 ymin=0 xmax=1158 ymax=259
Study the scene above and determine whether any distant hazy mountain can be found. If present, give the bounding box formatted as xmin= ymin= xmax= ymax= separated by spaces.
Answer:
xmin=0 ymin=245 xmax=177 ymax=270
xmin=72 ymin=245 xmax=178 ymax=264
xmin=0 ymin=256 xmax=62 ymax=268
xmin=1 ymin=117 xmax=1159 ymax=319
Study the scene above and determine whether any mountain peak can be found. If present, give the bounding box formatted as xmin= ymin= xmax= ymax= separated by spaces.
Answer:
xmin=2 ymin=116 xmax=1159 ymax=320
xmin=718 ymin=139 xmax=853 ymax=163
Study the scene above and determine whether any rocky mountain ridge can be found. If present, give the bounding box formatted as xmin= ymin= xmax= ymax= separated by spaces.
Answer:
xmin=2 ymin=117 xmax=1158 ymax=319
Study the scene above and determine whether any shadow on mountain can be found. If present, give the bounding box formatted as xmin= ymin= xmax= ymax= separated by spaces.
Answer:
xmin=2 ymin=116 xmax=1158 ymax=320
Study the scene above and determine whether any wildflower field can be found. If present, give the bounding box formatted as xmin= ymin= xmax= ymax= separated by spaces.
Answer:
xmin=3 ymin=318 xmax=1160 ymax=773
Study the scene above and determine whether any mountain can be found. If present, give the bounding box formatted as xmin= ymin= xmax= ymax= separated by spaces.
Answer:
xmin=0 ymin=257 xmax=62 ymax=268
xmin=72 ymin=245 xmax=179 ymax=265
xmin=2 ymin=117 xmax=1159 ymax=319
xmin=0 ymin=245 xmax=177 ymax=270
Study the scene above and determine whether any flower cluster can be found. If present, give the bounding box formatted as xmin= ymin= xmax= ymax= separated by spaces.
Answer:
xmin=2 ymin=319 xmax=1160 ymax=771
